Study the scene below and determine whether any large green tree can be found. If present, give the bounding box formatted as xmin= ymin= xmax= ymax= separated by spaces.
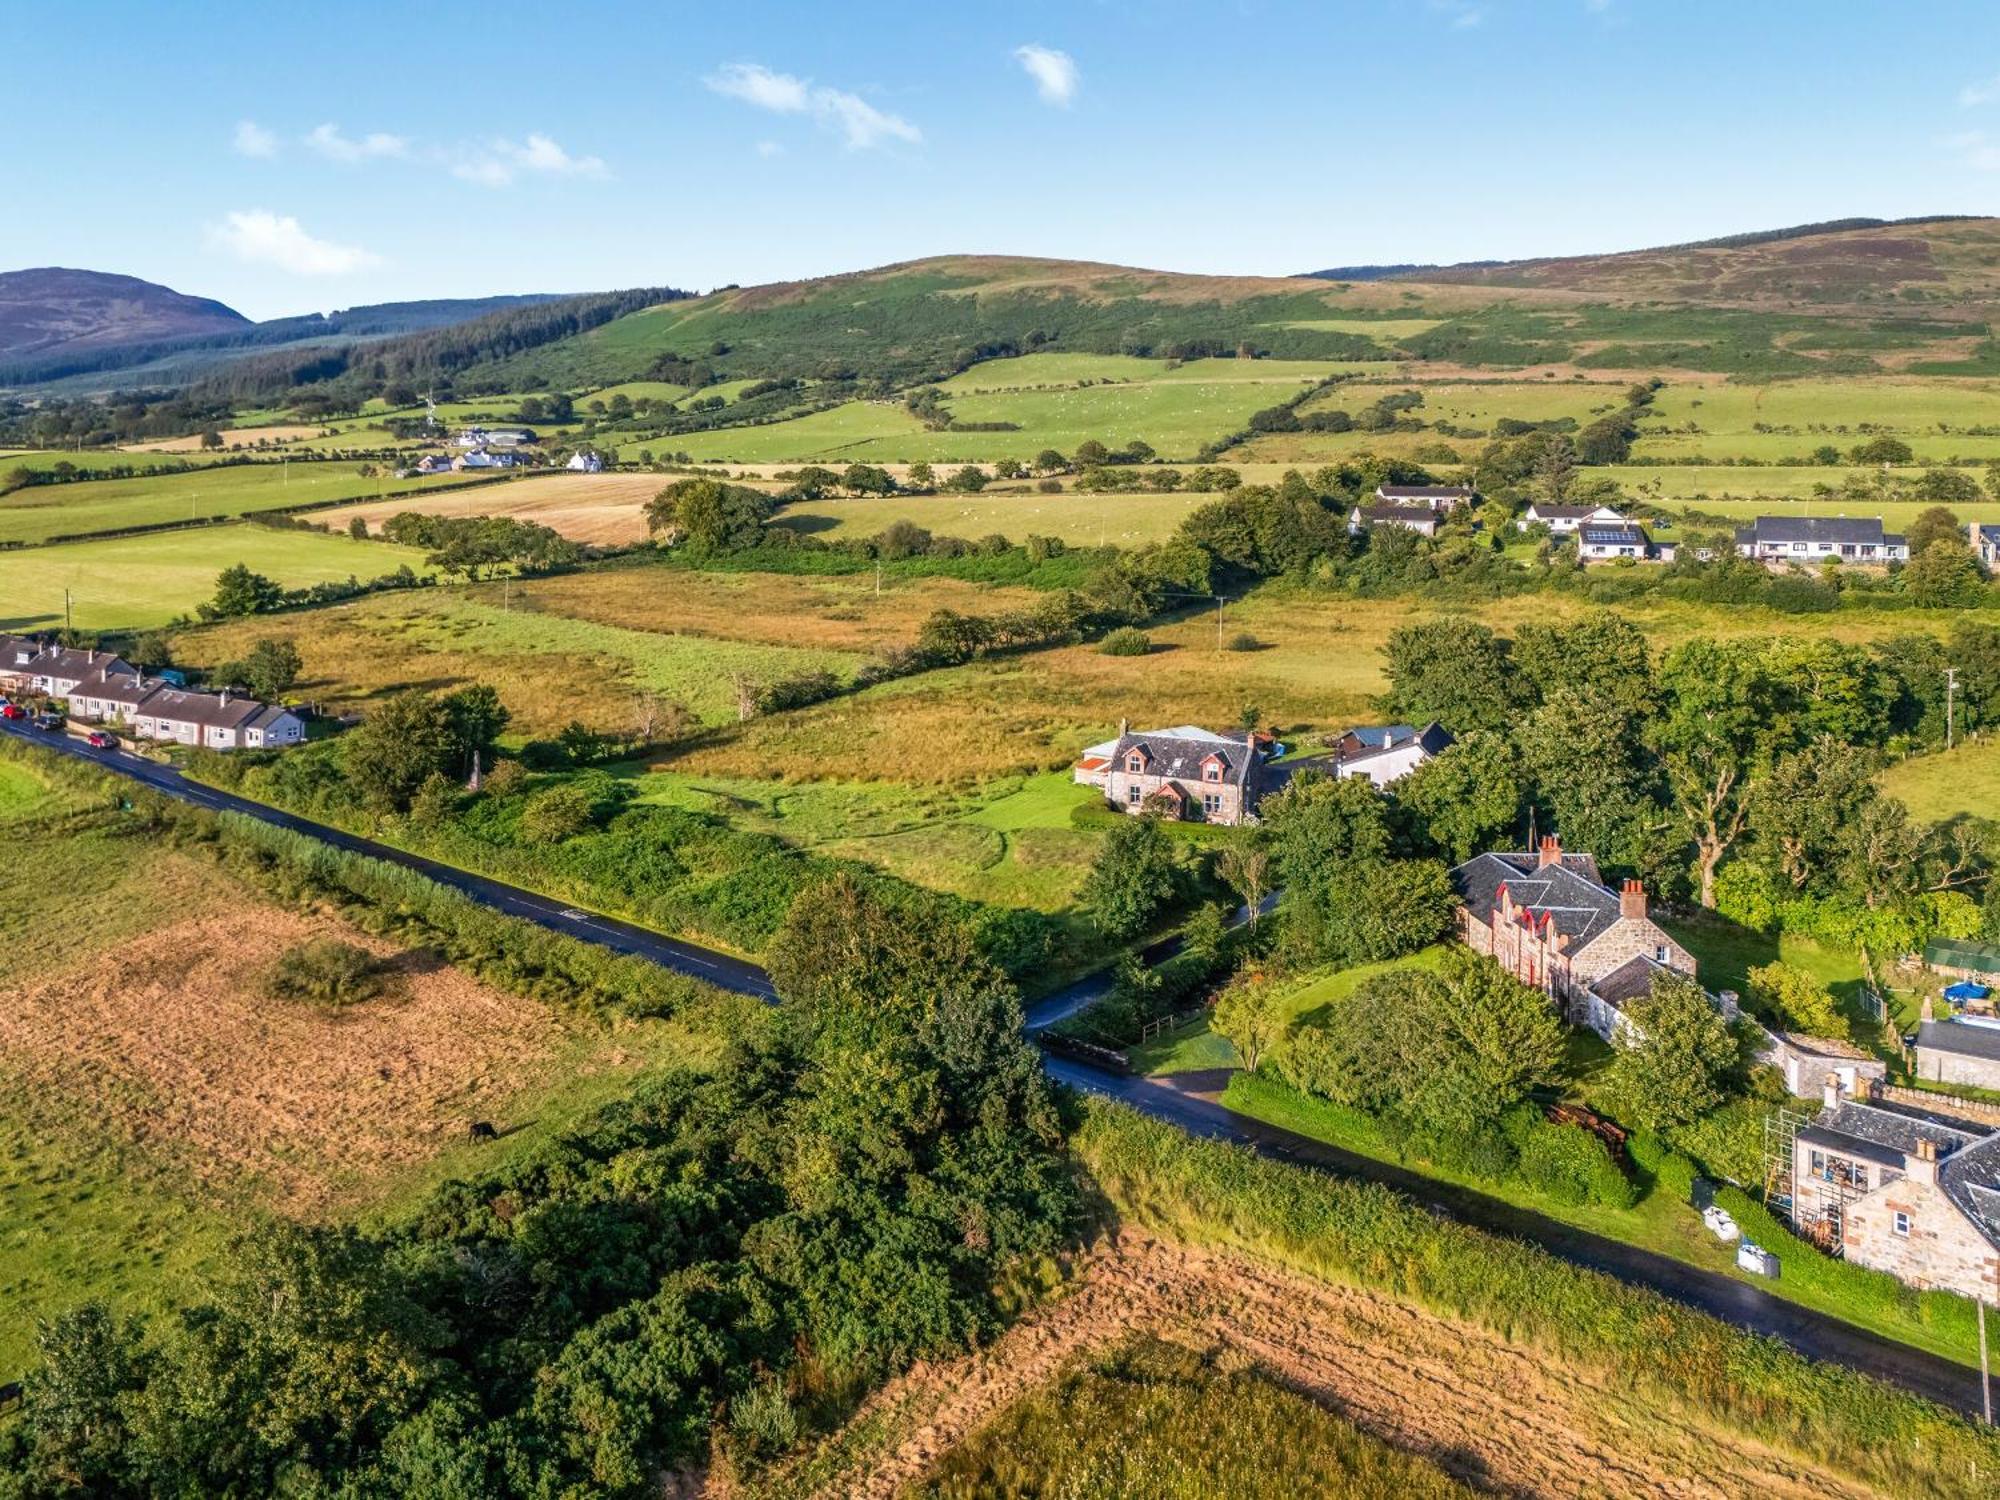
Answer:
xmin=1083 ymin=814 xmax=1181 ymax=941
xmin=1382 ymin=619 xmax=1521 ymax=733
xmin=1653 ymin=640 xmax=1780 ymax=908
xmin=340 ymin=690 xmax=456 ymax=811
xmin=1397 ymin=730 xmax=1526 ymax=863
xmin=1608 ymin=974 xmax=1738 ymax=1131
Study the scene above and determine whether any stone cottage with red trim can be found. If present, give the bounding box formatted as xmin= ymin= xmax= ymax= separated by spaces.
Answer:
xmin=1076 ymin=723 xmax=1272 ymax=826
xmin=1450 ymin=836 xmax=1697 ymax=1039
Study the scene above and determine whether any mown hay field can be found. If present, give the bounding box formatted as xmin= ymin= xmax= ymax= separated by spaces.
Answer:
xmin=1878 ymin=737 xmax=2000 ymax=825
xmin=0 ymin=761 xmax=713 ymax=1372
xmin=0 ymin=524 xmax=436 ymax=631
xmin=0 ymin=461 xmax=504 ymax=545
xmin=322 ymin=471 xmax=663 ymax=546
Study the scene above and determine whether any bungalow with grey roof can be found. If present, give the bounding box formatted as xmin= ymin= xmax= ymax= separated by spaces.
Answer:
xmin=1347 ymin=503 xmax=1439 ymax=537
xmin=1331 ymin=721 xmax=1453 ymax=788
xmin=129 ymin=685 xmax=305 ymax=751
xmin=1518 ymin=501 xmax=1623 ymax=534
xmin=1735 ymin=516 xmax=1907 ymax=564
xmin=1577 ymin=521 xmax=1675 ymax=564
xmin=0 ymin=637 xmax=137 ymax=698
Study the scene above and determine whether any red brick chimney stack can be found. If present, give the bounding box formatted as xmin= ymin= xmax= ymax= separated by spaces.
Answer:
xmin=1536 ymin=835 xmax=1561 ymax=870
xmin=1620 ymin=879 xmax=1646 ymax=920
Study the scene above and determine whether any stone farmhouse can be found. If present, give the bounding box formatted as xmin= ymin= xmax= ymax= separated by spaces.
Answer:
xmin=0 ymin=636 xmax=305 ymax=751
xmin=1451 ymin=837 xmax=1697 ymax=1040
xmin=1330 ymin=722 xmax=1453 ymax=788
xmin=1734 ymin=516 xmax=1908 ymax=565
xmin=1518 ymin=502 xmax=1623 ymax=534
xmin=1074 ymin=723 xmax=1274 ymax=826
xmin=1970 ymin=521 xmax=2000 ymax=570
xmin=1791 ymin=1076 xmax=2000 ymax=1303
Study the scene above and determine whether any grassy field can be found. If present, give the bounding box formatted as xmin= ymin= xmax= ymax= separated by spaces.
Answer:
xmin=0 ymin=461 xmax=504 ymax=545
xmin=935 ymin=353 xmax=1370 ymax=393
xmin=774 ymin=487 xmax=1217 ymax=547
xmin=624 ymin=767 xmax=1104 ymax=911
xmin=1878 ymin=739 xmax=2000 ymax=824
xmin=0 ymin=524 xmax=437 ymax=632
xmin=916 ymin=1337 xmax=1475 ymax=1498
xmin=1635 ymin=377 xmax=2000 ymax=463
xmin=323 ymin=471 xmax=660 ymax=546
xmin=668 ymin=582 xmax=1985 ymax=786
xmin=0 ymin=760 xmax=716 ymax=1374
xmin=186 ymin=585 xmax=869 ymax=732
xmin=177 ymin=565 xmax=1044 ymax=737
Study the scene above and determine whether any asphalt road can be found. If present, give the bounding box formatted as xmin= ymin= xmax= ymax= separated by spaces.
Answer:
xmin=9 ymin=719 xmax=1989 ymax=1417
xmin=0 ymin=720 xmax=775 ymax=1000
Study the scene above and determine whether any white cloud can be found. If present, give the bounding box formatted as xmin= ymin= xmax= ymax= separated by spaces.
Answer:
xmin=756 ymin=140 xmax=785 ymax=158
xmin=451 ymin=132 xmax=610 ymax=186
xmin=232 ymin=120 xmax=278 ymax=159
xmin=1961 ymin=73 xmax=2000 ymax=108
xmin=1427 ymin=0 xmax=1485 ymax=28
xmin=707 ymin=62 xmax=812 ymax=114
xmin=1947 ymin=129 xmax=2000 ymax=170
xmin=1014 ymin=44 xmax=1079 ymax=106
xmin=207 ymin=210 xmax=382 ymax=275
xmin=304 ymin=122 xmax=409 ymax=162
xmin=705 ymin=61 xmax=921 ymax=149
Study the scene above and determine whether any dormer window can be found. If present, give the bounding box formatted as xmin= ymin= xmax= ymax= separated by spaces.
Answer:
xmin=1201 ymin=755 xmax=1225 ymax=782
xmin=1126 ymin=754 xmax=1146 ymax=774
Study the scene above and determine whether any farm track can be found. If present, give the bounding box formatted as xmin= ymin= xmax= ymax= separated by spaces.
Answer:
xmin=4 ymin=719 xmax=1990 ymax=1419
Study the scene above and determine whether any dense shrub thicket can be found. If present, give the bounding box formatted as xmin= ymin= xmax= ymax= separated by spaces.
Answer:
xmin=0 ymin=874 xmax=1077 ymax=1496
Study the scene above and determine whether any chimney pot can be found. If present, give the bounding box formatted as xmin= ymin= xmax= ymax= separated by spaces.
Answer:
xmin=1619 ymin=879 xmax=1647 ymax=920
xmin=1822 ymin=1072 xmax=1842 ymax=1111
xmin=1537 ymin=834 xmax=1561 ymax=869
xmin=1909 ymin=1136 xmax=1942 ymax=1185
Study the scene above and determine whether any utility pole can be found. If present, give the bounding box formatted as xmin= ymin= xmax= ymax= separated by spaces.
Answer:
xmin=63 ymin=588 xmax=72 ymax=636
xmin=1947 ymin=665 xmax=1960 ymax=752
xmin=1215 ymin=595 xmax=1226 ymax=651
xmin=875 ymin=560 xmax=882 ymax=597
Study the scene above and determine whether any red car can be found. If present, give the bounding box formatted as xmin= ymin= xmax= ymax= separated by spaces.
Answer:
xmin=0 ymin=703 xmax=24 ymax=720
xmin=86 ymin=730 xmax=117 ymax=749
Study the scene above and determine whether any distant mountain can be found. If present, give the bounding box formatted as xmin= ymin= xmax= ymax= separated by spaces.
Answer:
xmin=0 ymin=270 xmax=570 ymax=392
xmin=1303 ymin=262 xmax=1503 ymax=282
xmin=0 ymin=267 xmax=249 ymax=360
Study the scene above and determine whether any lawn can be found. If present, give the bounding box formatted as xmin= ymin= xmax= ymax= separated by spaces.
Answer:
xmin=0 ymin=524 xmax=437 ymax=632
xmin=1879 ymin=738 xmax=2000 ymax=824
xmin=623 ymin=766 xmax=1104 ymax=911
xmin=0 ymin=461 xmax=504 ymax=545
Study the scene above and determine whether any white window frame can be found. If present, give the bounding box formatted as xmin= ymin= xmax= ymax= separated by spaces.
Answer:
xmin=1893 ymin=1210 xmax=1910 ymax=1237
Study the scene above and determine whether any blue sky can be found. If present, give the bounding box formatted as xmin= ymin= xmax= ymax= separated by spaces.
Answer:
xmin=11 ymin=0 xmax=2000 ymax=318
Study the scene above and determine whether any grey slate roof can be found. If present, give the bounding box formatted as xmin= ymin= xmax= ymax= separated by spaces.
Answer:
xmin=1916 ymin=1017 xmax=2000 ymax=1063
xmin=1739 ymin=516 xmax=1892 ymax=547
xmin=1940 ymin=1133 xmax=2000 ymax=1253
xmin=0 ymin=639 xmax=136 ymax=684
xmin=1340 ymin=721 xmax=1454 ymax=767
xmin=136 ymin=687 xmax=265 ymax=731
xmin=1591 ymin=954 xmax=1665 ymax=1009
xmin=1352 ymin=503 xmax=1438 ymax=526
xmin=1807 ymin=1099 xmax=1982 ymax=1163
xmin=1450 ymin=849 xmax=1621 ymax=952
xmin=1111 ymin=728 xmax=1257 ymax=791
xmin=1529 ymin=503 xmax=1604 ymax=520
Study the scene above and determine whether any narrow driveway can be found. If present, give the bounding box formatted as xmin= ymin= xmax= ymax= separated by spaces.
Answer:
xmin=6 ymin=719 xmax=1987 ymax=1417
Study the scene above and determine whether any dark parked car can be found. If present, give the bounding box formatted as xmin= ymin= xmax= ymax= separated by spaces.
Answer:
xmin=32 ymin=712 xmax=64 ymax=731
xmin=85 ymin=730 xmax=117 ymax=749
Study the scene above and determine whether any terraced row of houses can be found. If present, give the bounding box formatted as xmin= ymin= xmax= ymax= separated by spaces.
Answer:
xmin=0 ymin=637 xmax=304 ymax=750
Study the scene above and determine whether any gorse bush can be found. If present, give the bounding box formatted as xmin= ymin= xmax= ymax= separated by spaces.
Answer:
xmin=1097 ymin=627 xmax=1152 ymax=656
xmin=263 ymin=937 xmax=388 ymax=1008
xmin=0 ymin=876 xmax=1080 ymax=1497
